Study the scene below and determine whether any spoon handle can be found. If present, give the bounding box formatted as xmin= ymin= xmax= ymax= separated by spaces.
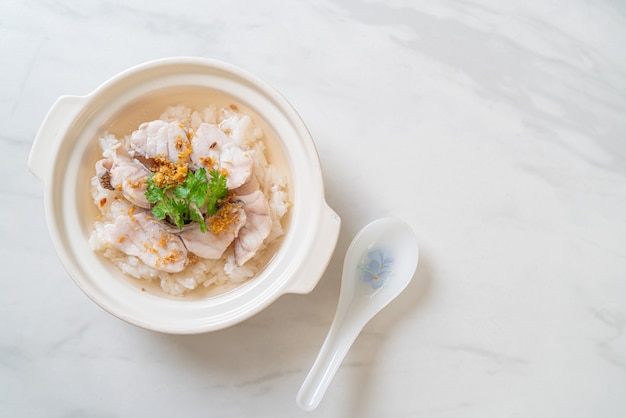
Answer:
xmin=296 ymin=310 xmax=365 ymax=411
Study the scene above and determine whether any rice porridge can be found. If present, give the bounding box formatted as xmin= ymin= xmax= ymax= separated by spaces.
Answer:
xmin=88 ymin=100 xmax=291 ymax=296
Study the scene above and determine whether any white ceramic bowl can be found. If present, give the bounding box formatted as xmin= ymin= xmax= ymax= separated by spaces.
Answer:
xmin=28 ymin=57 xmax=340 ymax=334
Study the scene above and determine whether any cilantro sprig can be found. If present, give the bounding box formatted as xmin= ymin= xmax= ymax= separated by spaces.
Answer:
xmin=146 ymin=167 xmax=228 ymax=232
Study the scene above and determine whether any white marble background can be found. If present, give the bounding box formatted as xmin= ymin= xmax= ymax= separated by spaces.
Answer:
xmin=2 ymin=0 xmax=625 ymax=417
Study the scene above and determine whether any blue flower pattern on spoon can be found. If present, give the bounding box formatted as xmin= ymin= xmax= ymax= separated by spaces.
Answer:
xmin=359 ymin=249 xmax=393 ymax=289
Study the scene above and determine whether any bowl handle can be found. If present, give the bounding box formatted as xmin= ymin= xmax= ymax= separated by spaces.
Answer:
xmin=285 ymin=202 xmax=341 ymax=294
xmin=28 ymin=95 xmax=86 ymax=185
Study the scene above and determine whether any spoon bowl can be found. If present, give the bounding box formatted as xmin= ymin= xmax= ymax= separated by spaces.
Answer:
xmin=296 ymin=217 xmax=419 ymax=411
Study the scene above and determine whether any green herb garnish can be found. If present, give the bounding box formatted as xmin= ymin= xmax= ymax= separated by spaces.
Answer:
xmin=146 ymin=167 xmax=228 ymax=232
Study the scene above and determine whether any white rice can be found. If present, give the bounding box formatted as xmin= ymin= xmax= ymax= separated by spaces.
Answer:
xmin=88 ymin=104 xmax=290 ymax=296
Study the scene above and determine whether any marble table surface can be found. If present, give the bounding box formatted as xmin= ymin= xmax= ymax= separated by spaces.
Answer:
xmin=2 ymin=1 xmax=625 ymax=417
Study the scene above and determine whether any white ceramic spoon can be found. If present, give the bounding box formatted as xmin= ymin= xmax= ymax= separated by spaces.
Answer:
xmin=296 ymin=217 xmax=419 ymax=411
